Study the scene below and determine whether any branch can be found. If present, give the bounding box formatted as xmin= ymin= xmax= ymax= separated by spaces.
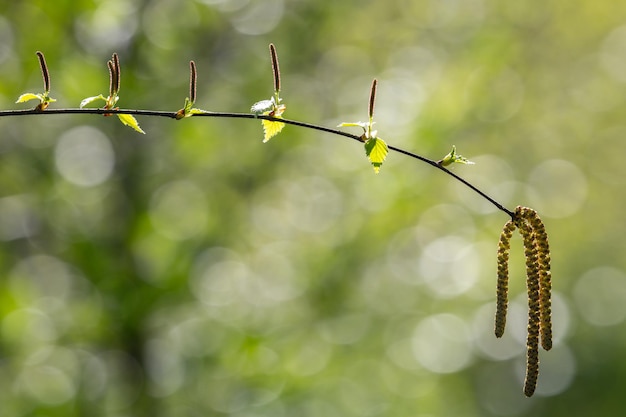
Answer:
xmin=0 ymin=106 xmax=514 ymax=218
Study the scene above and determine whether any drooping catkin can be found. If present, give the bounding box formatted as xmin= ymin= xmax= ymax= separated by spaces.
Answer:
xmin=495 ymin=219 xmax=516 ymax=338
xmin=524 ymin=208 xmax=552 ymax=351
xmin=494 ymin=206 xmax=552 ymax=396
xmin=515 ymin=207 xmax=541 ymax=397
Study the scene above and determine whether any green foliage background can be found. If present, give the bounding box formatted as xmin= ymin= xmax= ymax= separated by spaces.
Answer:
xmin=1 ymin=1 xmax=625 ymax=416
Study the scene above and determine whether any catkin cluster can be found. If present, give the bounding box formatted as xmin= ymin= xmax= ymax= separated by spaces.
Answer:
xmin=495 ymin=206 xmax=552 ymax=397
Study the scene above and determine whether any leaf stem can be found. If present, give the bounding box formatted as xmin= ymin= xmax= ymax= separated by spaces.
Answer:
xmin=0 ymin=107 xmax=515 ymax=218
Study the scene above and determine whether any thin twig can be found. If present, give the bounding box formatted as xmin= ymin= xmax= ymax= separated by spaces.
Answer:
xmin=0 ymin=107 xmax=514 ymax=217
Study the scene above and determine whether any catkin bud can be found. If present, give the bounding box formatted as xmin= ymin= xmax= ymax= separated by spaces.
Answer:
xmin=108 ymin=53 xmax=120 ymax=96
xmin=107 ymin=60 xmax=116 ymax=97
xmin=189 ymin=61 xmax=197 ymax=103
xmin=369 ymin=79 xmax=378 ymax=120
xmin=269 ymin=43 xmax=280 ymax=93
xmin=36 ymin=51 xmax=50 ymax=93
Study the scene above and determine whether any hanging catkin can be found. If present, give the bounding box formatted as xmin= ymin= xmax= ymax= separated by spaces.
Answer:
xmin=495 ymin=219 xmax=516 ymax=338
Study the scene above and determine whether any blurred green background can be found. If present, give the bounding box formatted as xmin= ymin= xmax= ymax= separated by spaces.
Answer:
xmin=1 ymin=0 xmax=625 ymax=416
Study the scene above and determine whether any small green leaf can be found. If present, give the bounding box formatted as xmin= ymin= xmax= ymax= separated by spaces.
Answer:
xmin=41 ymin=93 xmax=56 ymax=104
xmin=338 ymin=121 xmax=377 ymax=141
xmin=364 ymin=137 xmax=388 ymax=173
xmin=80 ymin=94 xmax=106 ymax=108
xmin=117 ymin=114 xmax=146 ymax=134
xmin=338 ymin=121 xmax=369 ymax=130
xmin=16 ymin=93 xmax=43 ymax=104
xmin=440 ymin=145 xmax=474 ymax=167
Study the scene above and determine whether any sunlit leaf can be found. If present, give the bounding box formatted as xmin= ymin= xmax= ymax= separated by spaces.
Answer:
xmin=338 ymin=121 xmax=377 ymax=141
xmin=364 ymin=137 xmax=388 ymax=173
xmin=262 ymin=118 xmax=285 ymax=142
xmin=16 ymin=93 xmax=43 ymax=104
xmin=80 ymin=94 xmax=106 ymax=108
xmin=117 ymin=113 xmax=146 ymax=134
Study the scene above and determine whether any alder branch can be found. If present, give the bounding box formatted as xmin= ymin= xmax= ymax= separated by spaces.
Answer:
xmin=0 ymin=106 xmax=515 ymax=218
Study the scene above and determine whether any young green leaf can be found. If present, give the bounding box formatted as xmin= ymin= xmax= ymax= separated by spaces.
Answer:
xmin=80 ymin=94 xmax=107 ymax=109
xmin=16 ymin=93 xmax=44 ymax=104
xmin=364 ymin=137 xmax=388 ymax=173
xmin=439 ymin=145 xmax=474 ymax=167
xmin=117 ymin=114 xmax=145 ymax=134
xmin=338 ymin=121 xmax=370 ymax=131
xmin=15 ymin=92 xmax=56 ymax=110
